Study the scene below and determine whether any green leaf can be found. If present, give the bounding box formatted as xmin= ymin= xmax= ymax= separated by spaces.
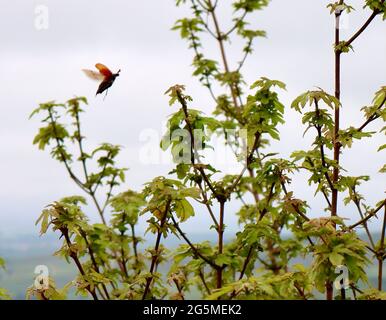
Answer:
xmin=214 ymin=254 xmax=233 ymax=267
xmin=329 ymin=252 xmax=344 ymax=266
xmin=0 ymin=257 xmax=5 ymax=269
xmin=35 ymin=209 xmax=51 ymax=235
xmin=174 ymin=199 xmax=195 ymax=222
xmin=378 ymin=144 xmax=386 ymax=152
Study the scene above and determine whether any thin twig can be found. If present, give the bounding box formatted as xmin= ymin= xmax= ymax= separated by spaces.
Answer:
xmin=142 ymin=200 xmax=171 ymax=299
xmin=357 ymin=97 xmax=386 ymax=132
xmin=342 ymin=1 xmax=385 ymax=50
xmin=170 ymin=215 xmax=219 ymax=269
xmin=349 ymin=200 xmax=386 ymax=230
xmin=216 ymin=201 xmax=226 ymax=290
xmin=60 ymin=228 xmax=99 ymax=300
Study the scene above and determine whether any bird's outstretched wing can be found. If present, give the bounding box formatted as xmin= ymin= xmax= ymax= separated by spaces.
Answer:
xmin=95 ymin=63 xmax=113 ymax=77
xmin=82 ymin=69 xmax=105 ymax=81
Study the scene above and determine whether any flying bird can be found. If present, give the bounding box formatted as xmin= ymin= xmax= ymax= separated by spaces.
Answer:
xmin=82 ymin=63 xmax=121 ymax=98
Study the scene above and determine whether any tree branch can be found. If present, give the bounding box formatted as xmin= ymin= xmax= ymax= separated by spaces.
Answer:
xmin=142 ymin=200 xmax=172 ymax=299
xmin=349 ymin=199 xmax=386 ymax=230
xmin=343 ymin=1 xmax=385 ymax=50
xmin=170 ymin=214 xmax=219 ymax=269
xmin=60 ymin=227 xmax=99 ymax=300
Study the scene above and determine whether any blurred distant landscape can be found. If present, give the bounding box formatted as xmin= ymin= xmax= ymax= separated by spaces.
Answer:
xmin=0 ymin=232 xmax=384 ymax=299
xmin=0 ymin=232 xmax=217 ymax=299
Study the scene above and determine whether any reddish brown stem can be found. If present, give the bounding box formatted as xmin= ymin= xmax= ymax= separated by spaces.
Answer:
xmin=61 ymin=228 xmax=99 ymax=300
xmin=207 ymin=0 xmax=240 ymax=112
xmin=142 ymin=200 xmax=171 ymax=300
xmin=378 ymin=205 xmax=386 ymax=291
xmin=216 ymin=201 xmax=225 ymax=290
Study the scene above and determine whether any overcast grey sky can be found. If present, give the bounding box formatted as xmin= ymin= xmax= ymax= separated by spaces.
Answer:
xmin=0 ymin=0 xmax=385 ymax=237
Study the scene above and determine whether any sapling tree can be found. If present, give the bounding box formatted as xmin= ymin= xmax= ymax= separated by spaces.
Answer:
xmin=28 ymin=0 xmax=386 ymax=300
